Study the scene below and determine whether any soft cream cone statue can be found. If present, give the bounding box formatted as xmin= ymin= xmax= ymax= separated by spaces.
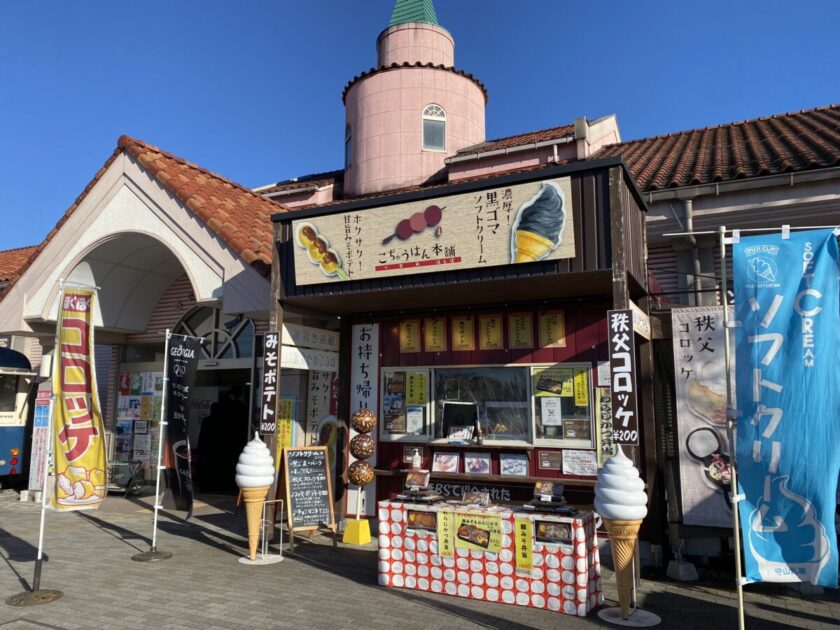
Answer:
xmin=235 ymin=433 xmax=275 ymax=560
xmin=594 ymin=446 xmax=648 ymax=619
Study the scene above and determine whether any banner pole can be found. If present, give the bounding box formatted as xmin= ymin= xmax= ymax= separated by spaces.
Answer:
xmin=719 ymin=225 xmax=746 ymax=630
xmin=6 ymin=289 xmax=67 ymax=605
xmin=132 ymin=329 xmax=172 ymax=562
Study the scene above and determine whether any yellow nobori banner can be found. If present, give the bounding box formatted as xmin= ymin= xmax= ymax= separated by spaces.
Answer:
xmin=52 ymin=289 xmax=107 ymax=510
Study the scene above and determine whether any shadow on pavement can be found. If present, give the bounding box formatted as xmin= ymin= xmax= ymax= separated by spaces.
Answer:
xmin=641 ymin=590 xmax=809 ymax=629
xmin=0 ymin=527 xmax=37 ymax=592
xmin=74 ymin=512 xmax=150 ymax=553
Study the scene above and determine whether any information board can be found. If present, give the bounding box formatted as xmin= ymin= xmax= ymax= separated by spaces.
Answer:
xmin=283 ymin=447 xmax=336 ymax=532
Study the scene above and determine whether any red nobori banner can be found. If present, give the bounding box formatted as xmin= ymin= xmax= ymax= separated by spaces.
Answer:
xmin=52 ymin=289 xmax=107 ymax=510
xmin=607 ymin=309 xmax=639 ymax=445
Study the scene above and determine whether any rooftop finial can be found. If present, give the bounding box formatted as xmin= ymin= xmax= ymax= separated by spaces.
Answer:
xmin=388 ymin=0 xmax=439 ymax=27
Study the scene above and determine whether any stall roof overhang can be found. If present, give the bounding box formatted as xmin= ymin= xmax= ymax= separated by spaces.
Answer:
xmin=0 ymin=347 xmax=31 ymax=371
xmin=281 ymin=270 xmax=613 ymax=316
xmin=270 ymin=156 xmax=646 ymax=223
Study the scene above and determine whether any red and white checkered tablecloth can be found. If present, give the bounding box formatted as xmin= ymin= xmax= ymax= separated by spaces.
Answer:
xmin=377 ymin=500 xmax=603 ymax=617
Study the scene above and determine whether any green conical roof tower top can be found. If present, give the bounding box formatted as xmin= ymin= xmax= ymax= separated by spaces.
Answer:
xmin=388 ymin=0 xmax=439 ymax=27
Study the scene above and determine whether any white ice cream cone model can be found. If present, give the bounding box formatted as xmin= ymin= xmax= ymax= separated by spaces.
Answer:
xmin=236 ymin=433 xmax=275 ymax=560
xmin=594 ymin=447 xmax=648 ymax=620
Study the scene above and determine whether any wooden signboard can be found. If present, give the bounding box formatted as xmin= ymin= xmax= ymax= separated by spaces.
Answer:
xmin=281 ymin=446 xmax=337 ymax=551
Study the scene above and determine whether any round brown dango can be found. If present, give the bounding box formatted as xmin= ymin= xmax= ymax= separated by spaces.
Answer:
xmin=350 ymin=433 xmax=375 ymax=460
xmin=313 ymin=238 xmax=329 ymax=256
xmin=320 ymin=251 xmax=340 ymax=274
xmin=351 ymin=408 xmax=376 ymax=434
xmin=299 ymin=225 xmax=317 ymax=248
xmin=348 ymin=460 xmax=375 ymax=486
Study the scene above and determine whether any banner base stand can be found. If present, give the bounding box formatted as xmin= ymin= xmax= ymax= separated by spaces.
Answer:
xmin=5 ymin=589 xmax=64 ymax=607
xmin=238 ymin=554 xmax=284 ymax=566
xmin=132 ymin=548 xmax=173 ymax=562
xmin=597 ymin=607 xmax=661 ymax=627
xmin=342 ymin=519 xmax=371 ymax=545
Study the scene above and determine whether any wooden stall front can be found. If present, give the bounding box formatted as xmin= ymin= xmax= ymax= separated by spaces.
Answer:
xmin=270 ymin=157 xmax=655 ymax=534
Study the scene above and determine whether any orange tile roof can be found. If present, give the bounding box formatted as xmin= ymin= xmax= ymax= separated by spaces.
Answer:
xmin=119 ymin=135 xmax=287 ymax=273
xmin=1 ymin=137 xmax=286 ymax=301
xmin=598 ymin=104 xmax=840 ymax=191
xmin=0 ymin=246 xmax=38 ymax=283
xmin=455 ymin=124 xmax=575 ymax=157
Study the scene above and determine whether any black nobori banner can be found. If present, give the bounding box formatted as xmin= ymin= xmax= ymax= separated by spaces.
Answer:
xmin=165 ymin=333 xmax=203 ymax=519
xmin=259 ymin=332 xmax=280 ymax=435
xmin=607 ymin=309 xmax=639 ymax=445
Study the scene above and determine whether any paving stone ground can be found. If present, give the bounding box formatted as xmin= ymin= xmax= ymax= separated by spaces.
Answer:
xmin=0 ymin=489 xmax=838 ymax=629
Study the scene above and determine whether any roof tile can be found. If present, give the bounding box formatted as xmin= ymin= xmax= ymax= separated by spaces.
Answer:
xmin=598 ymin=104 xmax=840 ymax=190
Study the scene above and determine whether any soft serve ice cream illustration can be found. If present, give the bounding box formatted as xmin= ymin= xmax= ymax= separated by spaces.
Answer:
xmin=510 ymin=181 xmax=567 ymax=263
xmin=745 ymin=476 xmax=831 ymax=583
xmin=594 ymin=447 xmax=648 ymax=619
xmin=236 ymin=433 xmax=276 ymax=560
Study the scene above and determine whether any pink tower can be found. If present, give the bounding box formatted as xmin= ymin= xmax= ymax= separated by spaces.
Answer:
xmin=343 ymin=0 xmax=487 ymax=196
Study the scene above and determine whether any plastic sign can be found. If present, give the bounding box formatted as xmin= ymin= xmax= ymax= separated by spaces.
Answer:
xmin=607 ymin=309 xmax=639 ymax=445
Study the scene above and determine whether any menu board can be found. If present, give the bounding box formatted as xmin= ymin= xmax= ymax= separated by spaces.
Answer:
xmin=283 ymin=447 xmax=335 ymax=531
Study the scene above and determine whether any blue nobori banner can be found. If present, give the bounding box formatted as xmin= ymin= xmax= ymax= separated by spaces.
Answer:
xmin=733 ymin=229 xmax=840 ymax=586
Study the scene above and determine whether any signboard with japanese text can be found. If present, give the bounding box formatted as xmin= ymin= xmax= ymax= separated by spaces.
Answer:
xmin=52 ymin=289 xmax=107 ymax=511
xmin=281 ymin=323 xmax=339 ymax=352
xmin=451 ymin=316 xmax=475 ymax=351
xmin=259 ymin=331 xmax=279 ymax=435
xmin=508 ymin=313 xmax=534 ymax=349
xmin=28 ymin=386 xmax=52 ymax=493
xmin=594 ymin=387 xmax=616 ymax=467
xmin=607 ymin=309 xmax=639 ymax=445
xmin=291 ymin=177 xmax=575 ymax=285
xmin=478 ymin=314 xmax=503 ymax=350
xmin=348 ymin=324 xmax=379 ymax=516
xmin=514 ymin=516 xmax=534 ymax=571
xmin=305 ymin=371 xmax=331 ymax=445
xmin=733 ymin=229 xmax=840 ymax=586
xmin=280 ymin=346 xmax=338 ymax=372
xmin=283 ymin=446 xmax=335 ymax=531
xmin=399 ymin=319 xmax=421 ymax=353
xmin=538 ymin=310 xmax=566 ymax=348
xmin=424 ymin=318 xmax=447 ymax=352
xmin=671 ymin=307 xmax=733 ymax=528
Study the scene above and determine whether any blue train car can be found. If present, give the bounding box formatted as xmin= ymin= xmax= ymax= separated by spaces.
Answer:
xmin=0 ymin=347 xmax=35 ymax=479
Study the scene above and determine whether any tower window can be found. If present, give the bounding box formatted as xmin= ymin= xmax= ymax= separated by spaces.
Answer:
xmin=422 ymin=104 xmax=446 ymax=151
xmin=345 ymin=124 xmax=352 ymax=167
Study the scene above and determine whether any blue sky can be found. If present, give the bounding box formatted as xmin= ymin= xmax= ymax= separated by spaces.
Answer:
xmin=1 ymin=0 xmax=838 ymax=250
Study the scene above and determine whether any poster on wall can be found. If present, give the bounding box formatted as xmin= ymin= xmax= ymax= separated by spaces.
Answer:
xmin=451 ymin=316 xmax=475 ymax=351
xmin=538 ymin=310 xmax=566 ymax=348
xmin=348 ymin=323 xmax=379 ymax=517
xmin=424 ymin=318 xmax=447 ymax=352
xmin=508 ymin=313 xmax=533 ymax=349
xmin=478 ymin=315 xmax=503 ymax=350
xmin=607 ymin=309 xmax=639 ymax=445
xmin=291 ymin=177 xmax=575 ymax=286
xmin=672 ymin=307 xmax=733 ymax=528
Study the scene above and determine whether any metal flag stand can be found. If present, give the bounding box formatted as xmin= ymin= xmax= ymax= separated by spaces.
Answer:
xmin=5 ymin=280 xmax=100 ymax=606
xmin=132 ymin=329 xmax=174 ymax=562
xmin=661 ymin=223 xmax=840 ymax=630
xmin=597 ymin=549 xmax=662 ymax=626
xmin=238 ymin=499 xmax=284 ymax=566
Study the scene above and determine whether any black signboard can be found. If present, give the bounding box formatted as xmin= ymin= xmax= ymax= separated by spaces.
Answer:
xmin=607 ymin=309 xmax=639 ymax=445
xmin=164 ymin=333 xmax=203 ymax=518
xmin=283 ymin=447 xmax=335 ymax=531
xmin=259 ymin=331 xmax=279 ymax=435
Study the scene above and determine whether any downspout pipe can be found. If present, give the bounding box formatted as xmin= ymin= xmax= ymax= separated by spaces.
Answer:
xmin=684 ymin=199 xmax=703 ymax=304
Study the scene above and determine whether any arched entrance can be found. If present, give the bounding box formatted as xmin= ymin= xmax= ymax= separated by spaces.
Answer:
xmin=174 ymin=306 xmax=256 ymax=494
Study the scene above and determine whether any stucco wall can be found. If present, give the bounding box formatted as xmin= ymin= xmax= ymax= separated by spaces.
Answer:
xmin=344 ymin=67 xmax=485 ymax=195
